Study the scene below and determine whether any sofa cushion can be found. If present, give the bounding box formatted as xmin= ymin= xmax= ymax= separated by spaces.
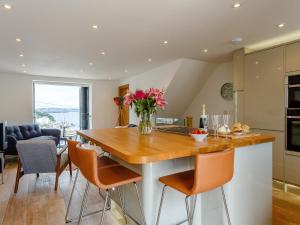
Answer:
xmin=30 ymin=136 xmax=58 ymax=144
xmin=19 ymin=124 xmax=42 ymax=139
xmin=6 ymin=126 xmax=24 ymax=140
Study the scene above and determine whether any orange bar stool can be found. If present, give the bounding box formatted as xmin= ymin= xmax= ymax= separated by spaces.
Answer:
xmin=76 ymin=144 xmax=147 ymax=225
xmin=156 ymin=148 xmax=234 ymax=225
xmin=65 ymin=140 xmax=119 ymax=223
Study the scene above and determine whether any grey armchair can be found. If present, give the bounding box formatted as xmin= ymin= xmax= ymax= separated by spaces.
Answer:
xmin=14 ymin=140 xmax=72 ymax=193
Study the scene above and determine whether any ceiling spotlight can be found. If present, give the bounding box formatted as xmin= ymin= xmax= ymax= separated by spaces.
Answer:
xmin=92 ymin=25 xmax=98 ymax=30
xmin=21 ymin=64 xmax=26 ymax=67
xmin=19 ymin=54 xmax=24 ymax=57
xmin=231 ymin=37 xmax=243 ymax=45
xmin=162 ymin=40 xmax=168 ymax=45
xmin=16 ymin=38 xmax=22 ymax=42
xmin=2 ymin=4 xmax=12 ymax=10
xmin=100 ymin=51 xmax=106 ymax=55
xmin=124 ymin=69 xmax=128 ymax=73
xmin=233 ymin=3 xmax=241 ymax=8
xmin=203 ymin=49 xmax=208 ymax=53
xmin=23 ymin=70 xmax=27 ymax=73
xmin=277 ymin=23 xmax=285 ymax=28
xmin=89 ymin=62 xmax=93 ymax=66
xmin=148 ymin=58 xmax=152 ymax=62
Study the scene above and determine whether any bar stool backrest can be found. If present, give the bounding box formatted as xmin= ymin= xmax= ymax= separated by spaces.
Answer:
xmin=76 ymin=144 xmax=102 ymax=188
xmin=67 ymin=140 xmax=81 ymax=167
xmin=192 ymin=148 xmax=234 ymax=194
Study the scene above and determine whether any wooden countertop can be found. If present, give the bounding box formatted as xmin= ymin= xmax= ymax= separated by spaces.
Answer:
xmin=77 ymin=128 xmax=275 ymax=164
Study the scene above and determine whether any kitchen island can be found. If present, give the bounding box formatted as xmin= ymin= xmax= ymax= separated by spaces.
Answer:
xmin=77 ymin=128 xmax=274 ymax=225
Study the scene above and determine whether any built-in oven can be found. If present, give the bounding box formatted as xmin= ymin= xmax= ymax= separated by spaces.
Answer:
xmin=286 ymin=109 xmax=300 ymax=152
xmin=286 ymin=74 xmax=300 ymax=109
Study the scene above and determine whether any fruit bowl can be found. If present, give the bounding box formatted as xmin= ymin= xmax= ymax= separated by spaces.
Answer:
xmin=190 ymin=133 xmax=208 ymax=142
xmin=190 ymin=128 xmax=208 ymax=142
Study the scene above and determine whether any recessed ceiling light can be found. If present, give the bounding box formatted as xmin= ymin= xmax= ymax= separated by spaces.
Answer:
xmin=92 ymin=25 xmax=98 ymax=30
xmin=16 ymin=38 xmax=22 ymax=42
xmin=89 ymin=62 xmax=93 ymax=66
xmin=162 ymin=40 xmax=168 ymax=45
xmin=19 ymin=54 xmax=24 ymax=57
xmin=203 ymin=49 xmax=208 ymax=53
xmin=2 ymin=4 xmax=12 ymax=10
xmin=100 ymin=51 xmax=106 ymax=55
xmin=80 ymin=69 xmax=84 ymax=73
xmin=277 ymin=23 xmax=285 ymax=28
xmin=233 ymin=3 xmax=241 ymax=8
xmin=148 ymin=58 xmax=152 ymax=62
xmin=23 ymin=70 xmax=27 ymax=73
xmin=124 ymin=69 xmax=128 ymax=73
xmin=21 ymin=63 xmax=26 ymax=67
xmin=231 ymin=37 xmax=243 ymax=45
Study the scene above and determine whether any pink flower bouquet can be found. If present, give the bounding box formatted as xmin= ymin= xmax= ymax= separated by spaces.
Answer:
xmin=123 ymin=88 xmax=167 ymax=134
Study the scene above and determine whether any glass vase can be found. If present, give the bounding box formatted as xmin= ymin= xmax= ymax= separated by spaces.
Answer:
xmin=138 ymin=112 xmax=152 ymax=135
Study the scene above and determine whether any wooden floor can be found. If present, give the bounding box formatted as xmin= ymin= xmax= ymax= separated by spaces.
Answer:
xmin=0 ymin=162 xmax=300 ymax=225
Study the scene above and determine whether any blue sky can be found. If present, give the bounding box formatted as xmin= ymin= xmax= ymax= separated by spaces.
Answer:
xmin=34 ymin=84 xmax=80 ymax=108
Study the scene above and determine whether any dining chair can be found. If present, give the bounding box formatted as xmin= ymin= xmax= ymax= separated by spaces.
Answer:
xmin=65 ymin=139 xmax=119 ymax=223
xmin=156 ymin=148 xmax=234 ymax=225
xmin=76 ymin=144 xmax=147 ymax=225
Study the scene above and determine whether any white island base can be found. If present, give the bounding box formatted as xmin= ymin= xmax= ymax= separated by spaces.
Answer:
xmin=112 ymin=142 xmax=272 ymax=225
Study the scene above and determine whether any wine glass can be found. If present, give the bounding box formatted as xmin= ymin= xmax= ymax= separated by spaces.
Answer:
xmin=222 ymin=114 xmax=231 ymax=138
xmin=211 ymin=115 xmax=220 ymax=138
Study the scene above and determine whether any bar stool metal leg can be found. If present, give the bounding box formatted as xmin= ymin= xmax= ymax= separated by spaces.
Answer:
xmin=156 ymin=185 xmax=167 ymax=225
xmin=65 ymin=168 xmax=80 ymax=223
xmin=133 ymin=182 xmax=147 ymax=225
xmin=117 ymin=187 xmax=128 ymax=225
xmin=190 ymin=195 xmax=198 ymax=225
xmin=77 ymin=181 xmax=90 ymax=225
xmin=185 ymin=196 xmax=192 ymax=225
xmin=100 ymin=190 xmax=110 ymax=225
xmin=221 ymin=186 xmax=231 ymax=225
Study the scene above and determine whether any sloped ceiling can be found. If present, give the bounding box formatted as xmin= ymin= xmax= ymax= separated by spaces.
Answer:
xmin=159 ymin=59 xmax=217 ymax=118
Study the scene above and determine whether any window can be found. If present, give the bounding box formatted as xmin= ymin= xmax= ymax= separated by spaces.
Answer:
xmin=33 ymin=82 xmax=90 ymax=138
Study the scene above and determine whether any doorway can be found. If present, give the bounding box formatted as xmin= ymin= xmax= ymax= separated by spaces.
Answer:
xmin=118 ymin=84 xmax=129 ymax=126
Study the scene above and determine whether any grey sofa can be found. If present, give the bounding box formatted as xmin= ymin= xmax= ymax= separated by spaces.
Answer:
xmin=5 ymin=124 xmax=61 ymax=156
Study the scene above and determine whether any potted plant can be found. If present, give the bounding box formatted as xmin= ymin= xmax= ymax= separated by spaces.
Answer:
xmin=123 ymin=88 xmax=166 ymax=134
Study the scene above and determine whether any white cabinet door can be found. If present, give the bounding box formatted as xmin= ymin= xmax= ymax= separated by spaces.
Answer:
xmin=252 ymin=129 xmax=284 ymax=180
xmin=286 ymin=41 xmax=300 ymax=73
xmin=244 ymin=47 xmax=284 ymax=131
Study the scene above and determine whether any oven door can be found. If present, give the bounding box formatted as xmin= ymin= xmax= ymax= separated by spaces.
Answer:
xmin=288 ymin=84 xmax=300 ymax=108
xmin=286 ymin=115 xmax=300 ymax=152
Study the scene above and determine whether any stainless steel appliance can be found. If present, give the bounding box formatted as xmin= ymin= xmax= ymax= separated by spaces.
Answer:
xmin=285 ymin=75 xmax=300 ymax=153
xmin=286 ymin=109 xmax=300 ymax=153
xmin=286 ymin=74 xmax=300 ymax=109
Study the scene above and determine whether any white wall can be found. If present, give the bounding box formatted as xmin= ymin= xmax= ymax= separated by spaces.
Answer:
xmin=183 ymin=62 xmax=234 ymax=127
xmin=119 ymin=59 xmax=182 ymax=124
xmin=0 ymin=72 xmax=118 ymax=128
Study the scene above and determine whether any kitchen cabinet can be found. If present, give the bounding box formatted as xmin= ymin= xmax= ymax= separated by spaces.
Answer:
xmin=285 ymin=154 xmax=300 ymax=185
xmin=244 ymin=46 xmax=285 ymax=131
xmin=286 ymin=41 xmax=300 ymax=73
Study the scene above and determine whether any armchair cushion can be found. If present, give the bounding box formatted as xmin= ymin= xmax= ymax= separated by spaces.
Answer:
xmin=16 ymin=140 xmax=57 ymax=174
xmin=19 ymin=124 xmax=42 ymax=139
